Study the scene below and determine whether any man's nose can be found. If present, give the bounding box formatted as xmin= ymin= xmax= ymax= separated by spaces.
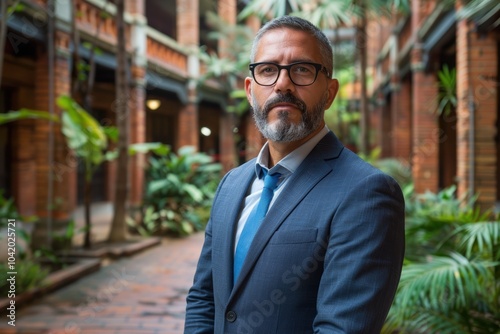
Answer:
xmin=274 ymin=68 xmax=295 ymax=93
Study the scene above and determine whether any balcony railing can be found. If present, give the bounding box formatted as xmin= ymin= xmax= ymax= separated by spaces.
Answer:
xmin=146 ymin=27 xmax=188 ymax=78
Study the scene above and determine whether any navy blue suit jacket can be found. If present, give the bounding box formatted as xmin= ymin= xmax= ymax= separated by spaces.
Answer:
xmin=185 ymin=132 xmax=405 ymax=333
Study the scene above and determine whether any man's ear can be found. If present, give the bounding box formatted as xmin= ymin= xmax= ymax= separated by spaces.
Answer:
xmin=325 ymin=78 xmax=339 ymax=109
xmin=245 ymin=77 xmax=253 ymax=105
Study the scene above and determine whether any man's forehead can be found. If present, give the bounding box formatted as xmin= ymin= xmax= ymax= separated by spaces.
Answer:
xmin=254 ymin=28 xmax=319 ymax=61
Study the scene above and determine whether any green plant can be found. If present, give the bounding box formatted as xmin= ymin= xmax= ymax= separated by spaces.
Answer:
xmin=0 ymin=260 xmax=48 ymax=296
xmin=383 ymin=186 xmax=500 ymax=333
xmin=57 ymin=95 xmax=168 ymax=247
xmin=57 ymin=95 xmax=114 ymax=249
xmin=0 ymin=109 xmax=59 ymax=125
xmin=135 ymin=146 xmax=222 ymax=237
xmin=0 ymin=189 xmax=38 ymax=257
xmin=0 ymin=189 xmax=36 ymax=228
xmin=384 ymin=221 xmax=500 ymax=333
xmin=405 ymin=185 xmax=490 ymax=260
xmin=437 ymin=64 xmax=457 ymax=116
xmin=50 ymin=219 xmax=79 ymax=252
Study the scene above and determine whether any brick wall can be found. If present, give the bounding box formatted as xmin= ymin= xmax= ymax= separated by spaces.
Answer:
xmin=456 ymin=17 xmax=498 ymax=210
xmin=411 ymin=45 xmax=439 ymax=193
xmin=129 ymin=65 xmax=146 ymax=206
xmin=34 ymin=35 xmax=74 ymax=220
xmin=409 ymin=0 xmax=439 ymax=194
xmin=245 ymin=113 xmax=265 ymax=160
xmin=126 ymin=0 xmax=143 ymax=14
xmin=177 ymin=99 xmax=199 ymax=149
xmin=9 ymin=88 xmax=37 ymax=217
xmin=392 ymin=79 xmax=412 ymax=162
xmin=219 ymin=112 xmax=236 ymax=172
xmin=177 ymin=0 xmax=198 ymax=46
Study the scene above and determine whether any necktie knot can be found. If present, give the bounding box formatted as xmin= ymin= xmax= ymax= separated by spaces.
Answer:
xmin=262 ymin=171 xmax=280 ymax=191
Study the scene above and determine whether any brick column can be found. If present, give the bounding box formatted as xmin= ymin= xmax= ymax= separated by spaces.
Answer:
xmin=216 ymin=0 xmax=237 ymax=169
xmin=456 ymin=17 xmax=498 ymax=209
xmin=177 ymin=0 xmax=199 ymax=151
xmin=219 ymin=112 xmax=236 ymax=172
xmin=34 ymin=31 xmax=74 ymax=220
xmin=177 ymin=95 xmax=199 ymax=149
xmin=128 ymin=1 xmax=147 ymax=208
xmin=129 ymin=66 xmax=146 ymax=207
xmin=218 ymin=0 xmax=236 ymax=54
xmin=392 ymin=80 xmax=412 ymax=162
xmin=411 ymin=44 xmax=439 ymax=193
xmin=10 ymin=88 xmax=37 ymax=217
xmin=410 ymin=0 xmax=439 ymax=194
xmin=245 ymin=114 xmax=265 ymax=160
xmin=177 ymin=0 xmax=198 ymax=46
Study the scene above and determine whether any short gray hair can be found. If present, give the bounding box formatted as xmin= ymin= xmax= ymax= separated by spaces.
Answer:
xmin=250 ymin=16 xmax=333 ymax=77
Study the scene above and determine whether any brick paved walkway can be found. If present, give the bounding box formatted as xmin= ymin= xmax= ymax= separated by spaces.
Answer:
xmin=0 ymin=232 xmax=205 ymax=334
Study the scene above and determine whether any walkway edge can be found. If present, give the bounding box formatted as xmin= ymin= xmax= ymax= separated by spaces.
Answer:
xmin=0 ymin=258 xmax=101 ymax=314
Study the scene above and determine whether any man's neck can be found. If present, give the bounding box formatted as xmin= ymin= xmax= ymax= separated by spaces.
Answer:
xmin=266 ymin=124 xmax=325 ymax=168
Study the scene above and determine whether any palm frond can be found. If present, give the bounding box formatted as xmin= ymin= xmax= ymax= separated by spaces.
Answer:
xmin=437 ymin=65 xmax=457 ymax=116
xmin=458 ymin=0 xmax=500 ymax=21
xmin=294 ymin=0 xmax=352 ymax=29
xmin=410 ymin=307 xmax=475 ymax=334
xmin=456 ymin=221 xmax=500 ymax=259
xmin=397 ymin=253 xmax=496 ymax=313
xmin=238 ymin=0 xmax=300 ymax=21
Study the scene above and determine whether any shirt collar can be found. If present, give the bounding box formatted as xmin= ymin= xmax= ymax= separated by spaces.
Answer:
xmin=254 ymin=125 xmax=329 ymax=179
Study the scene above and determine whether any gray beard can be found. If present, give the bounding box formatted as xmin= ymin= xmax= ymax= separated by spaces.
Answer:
xmin=252 ymin=92 xmax=327 ymax=142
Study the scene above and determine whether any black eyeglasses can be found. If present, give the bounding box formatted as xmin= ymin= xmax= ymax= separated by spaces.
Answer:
xmin=249 ymin=61 xmax=330 ymax=86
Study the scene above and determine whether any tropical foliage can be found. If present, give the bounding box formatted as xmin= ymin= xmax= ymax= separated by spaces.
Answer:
xmin=57 ymin=95 xmax=114 ymax=248
xmin=57 ymin=95 xmax=169 ymax=247
xmin=383 ymin=186 xmax=500 ymax=333
xmin=0 ymin=189 xmax=37 ymax=229
xmin=0 ymin=260 xmax=48 ymax=296
xmin=437 ymin=65 xmax=457 ymax=116
xmin=0 ymin=109 xmax=59 ymax=125
xmin=0 ymin=188 xmax=48 ymax=296
xmin=133 ymin=146 xmax=222 ymax=237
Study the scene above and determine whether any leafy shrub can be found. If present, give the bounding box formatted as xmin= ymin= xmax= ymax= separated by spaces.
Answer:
xmin=0 ymin=189 xmax=36 ymax=229
xmin=404 ymin=185 xmax=490 ymax=261
xmin=0 ymin=260 xmax=48 ymax=295
xmin=383 ymin=186 xmax=500 ymax=333
xmin=133 ymin=146 xmax=222 ymax=236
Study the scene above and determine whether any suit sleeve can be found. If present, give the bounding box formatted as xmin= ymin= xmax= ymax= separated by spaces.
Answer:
xmin=184 ymin=220 xmax=215 ymax=333
xmin=184 ymin=172 xmax=231 ymax=333
xmin=313 ymin=172 xmax=405 ymax=333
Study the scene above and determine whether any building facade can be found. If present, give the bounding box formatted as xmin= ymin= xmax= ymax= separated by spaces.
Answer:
xmin=369 ymin=0 xmax=499 ymax=211
xmin=0 ymin=0 xmax=265 ymax=228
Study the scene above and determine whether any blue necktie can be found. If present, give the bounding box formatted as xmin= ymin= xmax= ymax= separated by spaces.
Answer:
xmin=234 ymin=170 xmax=281 ymax=284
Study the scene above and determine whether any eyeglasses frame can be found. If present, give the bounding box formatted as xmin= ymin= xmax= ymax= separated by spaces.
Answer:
xmin=249 ymin=61 xmax=331 ymax=86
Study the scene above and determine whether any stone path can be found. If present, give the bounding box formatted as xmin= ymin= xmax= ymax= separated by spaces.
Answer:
xmin=0 ymin=232 xmax=205 ymax=334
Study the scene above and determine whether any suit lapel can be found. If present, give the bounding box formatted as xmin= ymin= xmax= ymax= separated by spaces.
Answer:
xmin=214 ymin=161 xmax=256 ymax=303
xmin=230 ymin=132 xmax=344 ymax=297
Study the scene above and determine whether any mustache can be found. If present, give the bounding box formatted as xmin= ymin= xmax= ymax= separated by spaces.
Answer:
xmin=262 ymin=93 xmax=306 ymax=115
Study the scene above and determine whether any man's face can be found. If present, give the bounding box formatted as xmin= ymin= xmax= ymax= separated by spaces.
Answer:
xmin=245 ymin=28 xmax=339 ymax=143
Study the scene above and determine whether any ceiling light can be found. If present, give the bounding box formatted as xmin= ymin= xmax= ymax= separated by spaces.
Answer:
xmin=146 ymin=99 xmax=161 ymax=110
xmin=201 ymin=127 xmax=211 ymax=137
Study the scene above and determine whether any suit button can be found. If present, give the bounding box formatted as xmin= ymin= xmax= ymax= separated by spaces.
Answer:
xmin=226 ymin=310 xmax=237 ymax=322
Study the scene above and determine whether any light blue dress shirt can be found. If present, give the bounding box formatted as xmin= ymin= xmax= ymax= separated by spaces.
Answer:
xmin=234 ymin=125 xmax=329 ymax=250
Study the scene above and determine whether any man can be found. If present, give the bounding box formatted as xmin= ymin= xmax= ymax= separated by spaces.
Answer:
xmin=185 ymin=16 xmax=405 ymax=333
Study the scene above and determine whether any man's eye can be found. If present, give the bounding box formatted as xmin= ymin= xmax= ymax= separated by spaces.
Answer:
xmin=294 ymin=66 xmax=312 ymax=73
xmin=259 ymin=66 xmax=277 ymax=74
